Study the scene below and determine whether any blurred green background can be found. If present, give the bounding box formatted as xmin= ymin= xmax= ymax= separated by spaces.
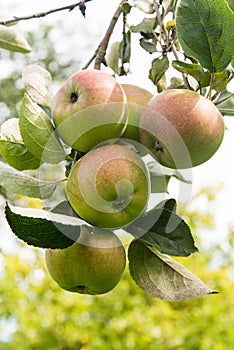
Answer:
xmin=1 ymin=188 xmax=234 ymax=350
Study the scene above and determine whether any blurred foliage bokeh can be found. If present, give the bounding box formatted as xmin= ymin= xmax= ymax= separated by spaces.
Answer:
xmin=0 ymin=187 xmax=234 ymax=350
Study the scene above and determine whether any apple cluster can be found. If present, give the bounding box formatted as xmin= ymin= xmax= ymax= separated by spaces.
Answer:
xmin=46 ymin=69 xmax=225 ymax=295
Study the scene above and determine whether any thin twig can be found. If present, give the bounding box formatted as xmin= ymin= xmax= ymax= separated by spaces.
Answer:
xmin=0 ymin=1 xmax=90 ymax=25
xmin=120 ymin=12 xmax=127 ymax=76
xmin=215 ymin=92 xmax=234 ymax=106
xmin=218 ymin=108 xmax=234 ymax=115
xmin=92 ymin=0 xmax=126 ymax=70
xmin=153 ymin=0 xmax=190 ymax=89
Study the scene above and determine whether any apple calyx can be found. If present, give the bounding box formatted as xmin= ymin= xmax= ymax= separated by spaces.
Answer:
xmin=154 ymin=140 xmax=164 ymax=153
xmin=70 ymin=92 xmax=78 ymax=103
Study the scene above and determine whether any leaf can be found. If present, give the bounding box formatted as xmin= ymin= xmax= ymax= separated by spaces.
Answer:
xmin=149 ymin=55 xmax=169 ymax=85
xmin=147 ymin=160 xmax=192 ymax=184
xmin=121 ymin=2 xmax=132 ymax=14
xmin=125 ymin=199 xmax=198 ymax=257
xmin=0 ymin=118 xmax=40 ymax=170
xmin=4 ymin=203 xmax=89 ymax=249
xmin=106 ymin=41 xmax=121 ymax=75
xmin=155 ymin=198 xmax=177 ymax=213
xmin=19 ymin=93 xmax=66 ymax=164
xmin=172 ymin=60 xmax=204 ymax=81
xmin=140 ymin=38 xmax=157 ymax=54
xmin=0 ymin=161 xmax=56 ymax=199
xmin=212 ymin=71 xmax=229 ymax=92
xmin=131 ymin=17 xmax=156 ymax=34
xmin=128 ymin=240 xmax=217 ymax=301
xmin=22 ymin=64 xmax=53 ymax=108
xmin=120 ymin=30 xmax=131 ymax=64
xmin=217 ymin=89 xmax=234 ymax=116
xmin=150 ymin=174 xmax=170 ymax=193
xmin=0 ymin=24 xmax=31 ymax=53
xmin=168 ymin=77 xmax=185 ymax=89
xmin=176 ymin=0 xmax=234 ymax=72
xmin=132 ymin=0 xmax=155 ymax=14
xmin=162 ymin=0 xmax=174 ymax=15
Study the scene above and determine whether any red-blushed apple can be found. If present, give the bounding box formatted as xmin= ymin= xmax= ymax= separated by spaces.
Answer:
xmin=66 ymin=144 xmax=150 ymax=229
xmin=139 ymin=89 xmax=225 ymax=169
xmin=51 ymin=69 xmax=128 ymax=152
xmin=121 ymin=84 xmax=153 ymax=142
xmin=45 ymin=226 xmax=126 ymax=295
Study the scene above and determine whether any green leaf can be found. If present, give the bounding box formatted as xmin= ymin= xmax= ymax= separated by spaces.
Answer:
xmin=128 ymin=240 xmax=217 ymax=301
xmin=131 ymin=17 xmax=157 ymax=33
xmin=162 ymin=0 xmax=174 ymax=15
xmin=212 ymin=71 xmax=229 ymax=92
xmin=155 ymin=198 xmax=177 ymax=213
xmin=22 ymin=64 xmax=53 ymax=108
xmin=0 ymin=24 xmax=31 ymax=53
xmin=149 ymin=55 xmax=169 ymax=85
xmin=19 ymin=93 xmax=66 ymax=164
xmin=150 ymin=175 xmax=170 ymax=193
xmin=4 ymin=203 xmax=88 ymax=249
xmin=120 ymin=30 xmax=131 ymax=64
xmin=132 ymin=0 xmax=155 ymax=14
xmin=172 ymin=60 xmax=204 ymax=81
xmin=140 ymin=38 xmax=157 ymax=54
xmin=106 ymin=41 xmax=121 ymax=75
xmin=147 ymin=160 xmax=192 ymax=184
xmin=216 ymin=90 xmax=234 ymax=116
xmin=0 ymin=118 xmax=40 ymax=170
xmin=125 ymin=199 xmax=198 ymax=257
xmin=121 ymin=2 xmax=132 ymax=14
xmin=168 ymin=77 xmax=185 ymax=89
xmin=0 ymin=161 xmax=56 ymax=199
xmin=176 ymin=0 xmax=234 ymax=72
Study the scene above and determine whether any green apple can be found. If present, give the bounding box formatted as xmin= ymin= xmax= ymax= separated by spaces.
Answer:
xmin=45 ymin=226 xmax=126 ymax=295
xmin=51 ymin=69 xmax=128 ymax=152
xmin=66 ymin=144 xmax=150 ymax=229
xmin=121 ymin=83 xmax=153 ymax=142
xmin=139 ymin=89 xmax=225 ymax=169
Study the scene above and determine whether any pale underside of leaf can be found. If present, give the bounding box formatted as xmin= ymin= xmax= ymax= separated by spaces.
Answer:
xmin=0 ymin=162 xmax=56 ymax=199
xmin=22 ymin=64 xmax=52 ymax=108
xmin=19 ymin=93 xmax=66 ymax=163
xmin=0 ymin=24 xmax=31 ymax=53
xmin=4 ymin=203 xmax=88 ymax=249
xmin=7 ymin=203 xmax=88 ymax=227
xmin=128 ymin=240 xmax=217 ymax=301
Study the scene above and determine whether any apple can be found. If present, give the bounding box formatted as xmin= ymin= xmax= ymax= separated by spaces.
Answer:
xmin=121 ymin=84 xmax=153 ymax=142
xmin=139 ymin=89 xmax=225 ymax=169
xmin=51 ymin=69 xmax=128 ymax=152
xmin=66 ymin=144 xmax=150 ymax=229
xmin=45 ymin=226 xmax=126 ymax=295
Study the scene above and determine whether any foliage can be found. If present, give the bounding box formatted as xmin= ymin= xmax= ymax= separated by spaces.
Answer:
xmin=0 ymin=0 xmax=233 ymax=302
xmin=0 ymin=235 xmax=234 ymax=350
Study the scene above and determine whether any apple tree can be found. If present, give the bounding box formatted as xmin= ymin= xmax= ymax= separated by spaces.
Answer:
xmin=0 ymin=0 xmax=234 ymax=301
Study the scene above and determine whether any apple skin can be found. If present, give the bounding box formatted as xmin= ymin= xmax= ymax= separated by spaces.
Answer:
xmin=45 ymin=226 xmax=126 ymax=295
xmin=121 ymin=84 xmax=153 ymax=142
xmin=51 ymin=69 xmax=128 ymax=152
xmin=66 ymin=144 xmax=150 ymax=229
xmin=139 ymin=89 xmax=225 ymax=169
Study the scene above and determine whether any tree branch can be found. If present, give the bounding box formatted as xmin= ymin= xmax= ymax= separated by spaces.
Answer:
xmin=0 ymin=1 xmax=91 ymax=25
xmin=153 ymin=0 xmax=190 ymax=89
xmin=89 ymin=0 xmax=126 ymax=70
